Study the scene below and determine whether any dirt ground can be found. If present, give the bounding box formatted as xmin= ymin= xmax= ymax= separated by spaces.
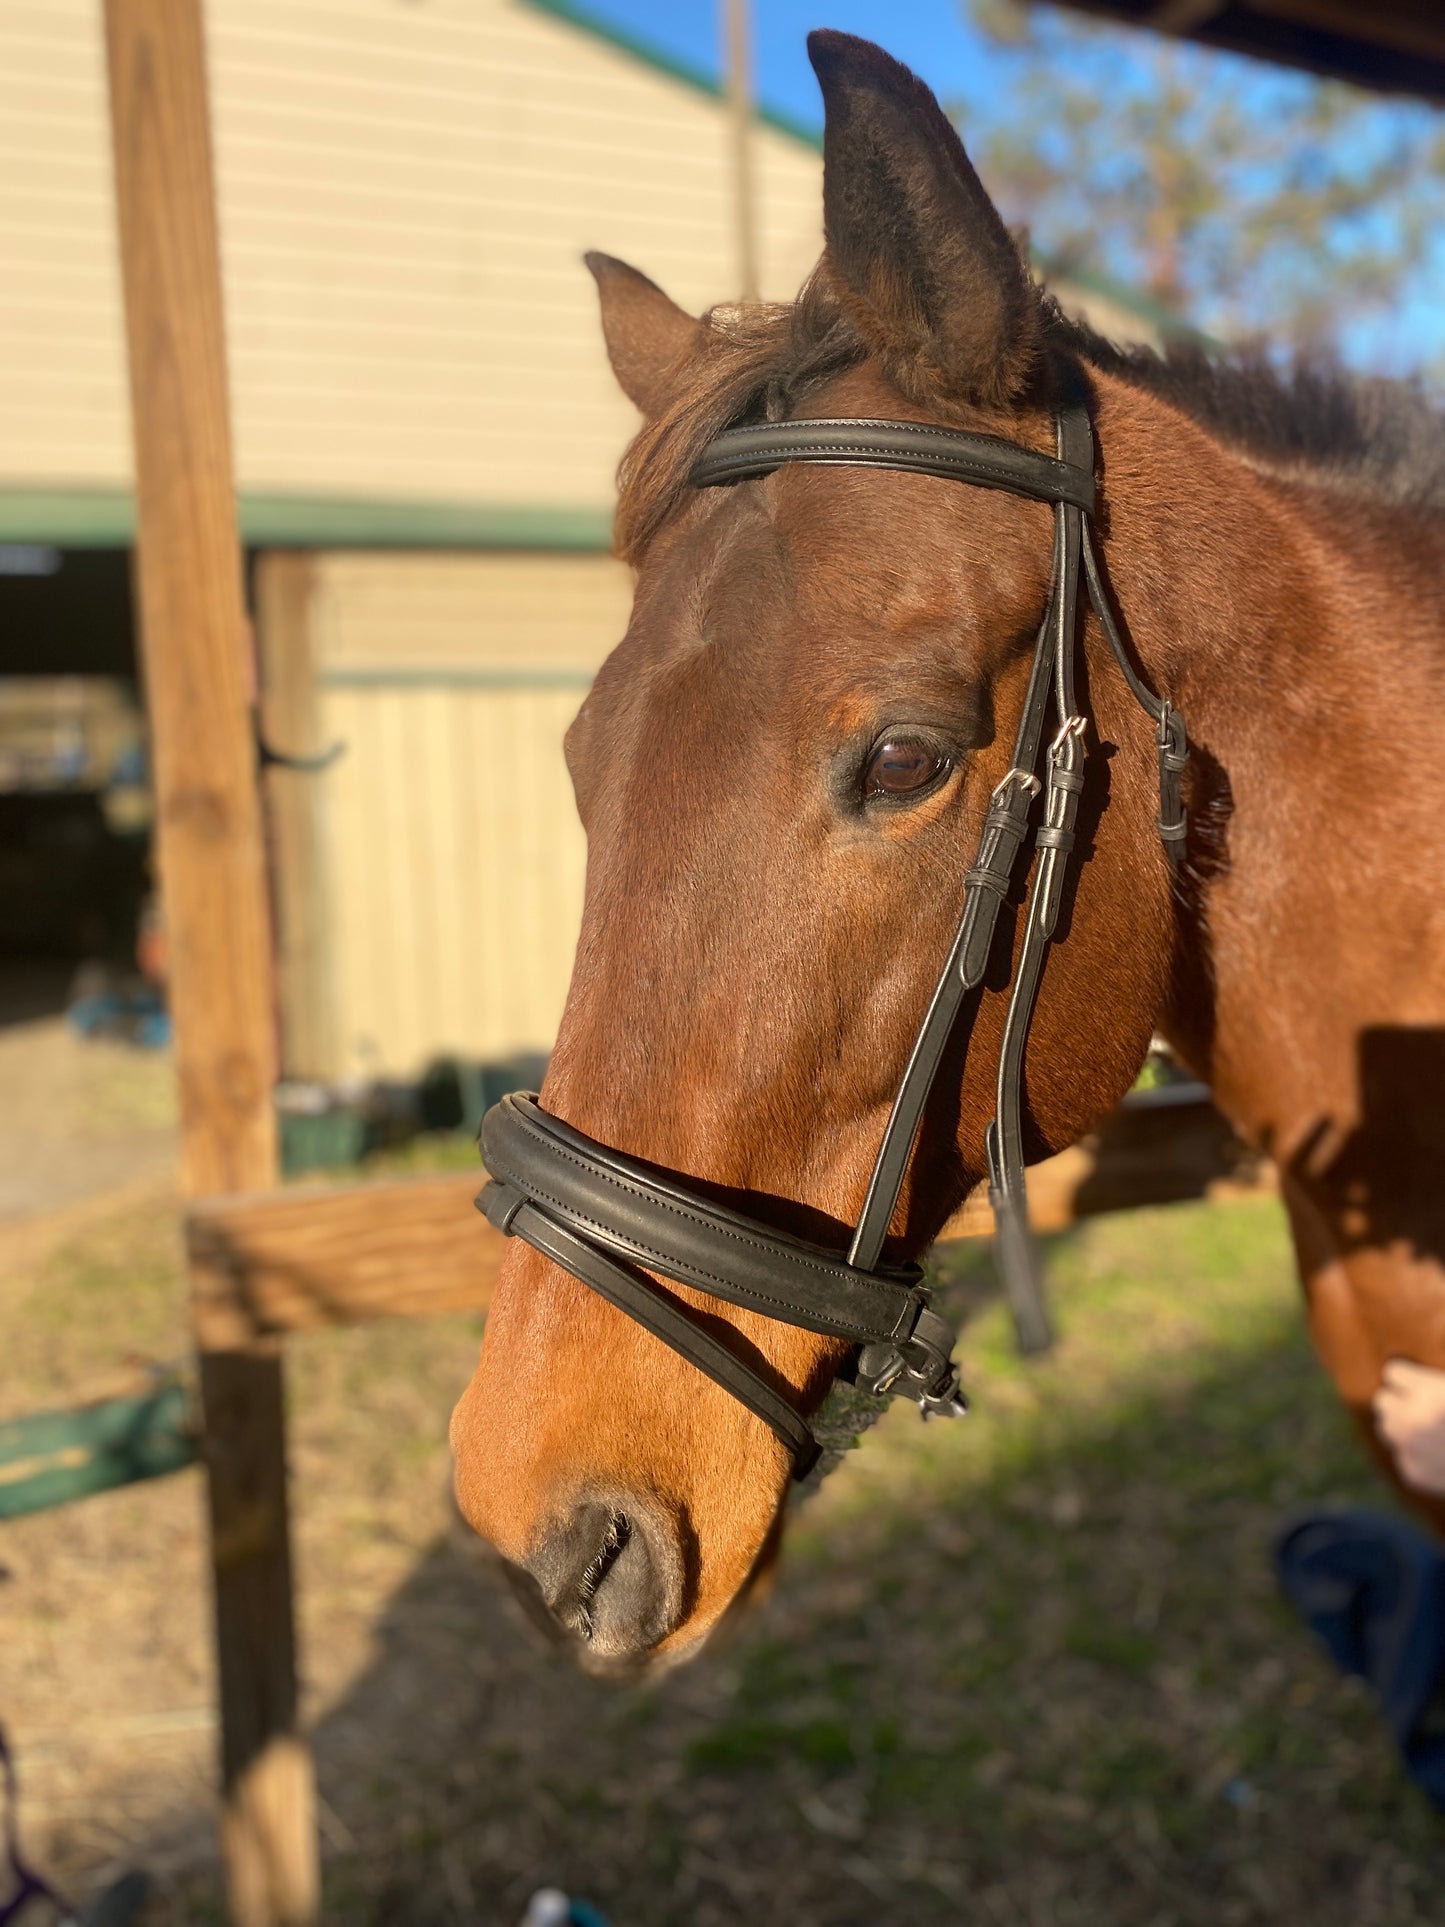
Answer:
xmin=0 ymin=969 xmax=176 ymax=1222
xmin=3 ymin=1008 xmax=1444 ymax=1925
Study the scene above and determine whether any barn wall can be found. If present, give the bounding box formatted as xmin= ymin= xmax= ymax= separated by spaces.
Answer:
xmin=295 ymin=551 xmax=628 ymax=1078
xmin=9 ymin=0 xmax=1166 ymax=1081
xmin=1 ymin=0 xmax=822 ymax=510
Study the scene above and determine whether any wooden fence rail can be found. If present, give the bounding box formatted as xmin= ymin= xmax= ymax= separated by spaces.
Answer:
xmin=186 ymin=1087 xmax=1271 ymax=1346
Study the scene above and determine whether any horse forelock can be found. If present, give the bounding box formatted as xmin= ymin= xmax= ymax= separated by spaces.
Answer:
xmin=612 ymin=271 xmax=870 ymax=563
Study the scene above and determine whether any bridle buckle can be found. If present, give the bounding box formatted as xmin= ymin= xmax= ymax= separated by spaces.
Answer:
xmin=990 ymin=766 xmax=1042 ymax=803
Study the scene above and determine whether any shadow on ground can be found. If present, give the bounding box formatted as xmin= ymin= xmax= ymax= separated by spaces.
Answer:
xmin=186 ymin=1243 xmax=1442 ymax=1927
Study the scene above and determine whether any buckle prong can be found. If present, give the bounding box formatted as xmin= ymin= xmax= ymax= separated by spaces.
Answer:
xmin=991 ymin=766 xmax=1042 ymax=803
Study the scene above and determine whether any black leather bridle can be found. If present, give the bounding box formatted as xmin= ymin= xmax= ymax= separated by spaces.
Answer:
xmin=478 ymin=388 xmax=1188 ymax=1480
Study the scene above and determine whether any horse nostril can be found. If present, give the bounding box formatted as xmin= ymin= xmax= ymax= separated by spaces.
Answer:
xmin=549 ymin=1505 xmax=629 ymax=1642
xmin=524 ymin=1496 xmax=683 ymax=1660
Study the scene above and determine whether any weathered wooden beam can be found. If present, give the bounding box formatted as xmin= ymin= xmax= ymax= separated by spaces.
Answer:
xmin=187 ymin=1091 xmax=1269 ymax=1342
xmin=102 ymin=3 xmax=316 ymax=1920
xmin=188 ymin=1172 xmax=498 ymax=1347
xmin=255 ymin=553 xmax=339 ymax=1082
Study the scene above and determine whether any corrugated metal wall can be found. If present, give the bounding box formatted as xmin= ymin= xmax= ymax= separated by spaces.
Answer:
xmin=1 ymin=0 xmax=822 ymax=508
xmin=305 ymin=552 xmax=628 ymax=1075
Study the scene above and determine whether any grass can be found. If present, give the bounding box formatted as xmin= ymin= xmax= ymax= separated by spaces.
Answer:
xmin=4 ymin=1186 xmax=1444 ymax=1924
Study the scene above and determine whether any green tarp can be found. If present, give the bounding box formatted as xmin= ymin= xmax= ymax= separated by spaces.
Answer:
xmin=0 ymin=1381 xmax=195 ymax=1520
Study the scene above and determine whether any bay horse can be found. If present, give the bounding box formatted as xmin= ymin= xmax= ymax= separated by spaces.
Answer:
xmin=451 ymin=30 xmax=1445 ymax=1668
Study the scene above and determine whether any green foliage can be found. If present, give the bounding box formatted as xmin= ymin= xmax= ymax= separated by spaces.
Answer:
xmin=958 ymin=1 xmax=1445 ymax=367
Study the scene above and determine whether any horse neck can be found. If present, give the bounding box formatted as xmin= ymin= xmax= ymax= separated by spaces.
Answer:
xmin=1088 ymin=366 xmax=1445 ymax=1149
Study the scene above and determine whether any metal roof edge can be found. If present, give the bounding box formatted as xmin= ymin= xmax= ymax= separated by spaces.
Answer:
xmin=516 ymin=0 xmax=824 ymax=151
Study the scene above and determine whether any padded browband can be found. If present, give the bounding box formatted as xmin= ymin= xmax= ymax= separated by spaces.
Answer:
xmin=480 ymin=1093 xmax=924 ymax=1339
xmin=688 ymin=418 xmax=1097 ymax=516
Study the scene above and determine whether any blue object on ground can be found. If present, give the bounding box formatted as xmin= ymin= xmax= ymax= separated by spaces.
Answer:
xmin=1276 ymin=1507 xmax=1445 ymax=1807
xmin=67 ymin=987 xmax=171 ymax=1050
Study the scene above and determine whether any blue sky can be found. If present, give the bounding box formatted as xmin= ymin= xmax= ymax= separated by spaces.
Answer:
xmin=566 ymin=0 xmax=1002 ymax=140
xmin=556 ymin=0 xmax=1444 ymax=377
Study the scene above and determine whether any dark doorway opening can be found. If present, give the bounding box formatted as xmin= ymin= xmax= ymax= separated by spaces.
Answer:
xmin=0 ymin=546 xmax=149 ymax=1026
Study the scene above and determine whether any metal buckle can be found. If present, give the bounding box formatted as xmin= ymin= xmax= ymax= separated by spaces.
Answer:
xmin=990 ymin=766 xmax=1042 ymax=803
xmin=1156 ymin=700 xmax=1187 ymax=765
xmin=1049 ymin=713 xmax=1087 ymax=755
xmin=852 ymin=1339 xmax=967 ymax=1418
xmin=853 ymin=1344 xmax=906 ymax=1397
xmin=917 ymin=1371 xmax=969 ymax=1421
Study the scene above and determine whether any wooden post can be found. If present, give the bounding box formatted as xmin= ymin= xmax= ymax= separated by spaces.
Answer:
xmin=255 ymin=554 xmax=338 ymax=1081
xmin=102 ymin=4 xmax=318 ymax=1922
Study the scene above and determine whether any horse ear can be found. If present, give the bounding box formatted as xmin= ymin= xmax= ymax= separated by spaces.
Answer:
xmin=586 ymin=253 xmax=703 ymax=418
xmin=807 ymin=31 xmax=1042 ymax=409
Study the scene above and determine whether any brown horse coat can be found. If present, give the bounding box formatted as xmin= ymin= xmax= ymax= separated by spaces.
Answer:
xmin=451 ymin=30 xmax=1445 ymax=1666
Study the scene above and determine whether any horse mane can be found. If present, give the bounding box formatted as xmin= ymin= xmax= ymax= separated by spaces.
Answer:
xmin=1058 ymin=314 xmax=1445 ymax=517
xmin=612 ymin=276 xmax=1445 ymax=563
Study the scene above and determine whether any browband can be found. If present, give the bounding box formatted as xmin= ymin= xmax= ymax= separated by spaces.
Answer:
xmin=689 ymin=418 xmax=1097 ymax=515
xmin=479 ymin=394 xmax=1187 ymax=1479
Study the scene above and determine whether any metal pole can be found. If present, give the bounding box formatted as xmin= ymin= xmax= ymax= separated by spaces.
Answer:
xmin=723 ymin=0 xmax=760 ymax=301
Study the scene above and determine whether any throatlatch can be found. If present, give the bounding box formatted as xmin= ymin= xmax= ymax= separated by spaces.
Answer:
xmin=478 ymin=389 xmax=1188 ymax=1477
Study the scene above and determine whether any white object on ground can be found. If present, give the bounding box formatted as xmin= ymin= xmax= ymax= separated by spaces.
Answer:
xmin=521 ymin=1889 xmax=572 ymax=1927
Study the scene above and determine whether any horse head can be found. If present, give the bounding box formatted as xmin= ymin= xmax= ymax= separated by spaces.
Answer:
xmin=450 ymin=31 xmax=1179 ymax=1667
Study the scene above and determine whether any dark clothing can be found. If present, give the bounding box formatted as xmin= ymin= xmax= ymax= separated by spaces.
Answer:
xmin=1277 ymin=1508 xmax=1445 ymax=1807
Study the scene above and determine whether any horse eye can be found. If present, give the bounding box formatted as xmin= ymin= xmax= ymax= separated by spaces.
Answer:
xmin=864 ymin=736 xmax=949 ymax=799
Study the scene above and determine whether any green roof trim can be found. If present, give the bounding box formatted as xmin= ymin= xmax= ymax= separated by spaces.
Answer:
xmin=240 ymin=495 xmax=614 ymax=550
xmin=324 ymin=666 xmax=597 ymax=690
xmin=518 ymin=0 xmax=824 ymax=150
xmin=0 ymin=490 xmax=137 ymax=547
xmin=0 ymin=489 xmax=615 ymax=552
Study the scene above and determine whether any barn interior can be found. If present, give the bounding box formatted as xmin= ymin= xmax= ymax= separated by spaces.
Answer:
xmin=0 ymin=543 xmax=151 ymax=1027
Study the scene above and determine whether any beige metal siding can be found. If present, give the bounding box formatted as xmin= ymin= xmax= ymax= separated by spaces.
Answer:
xmin=306 ymin=551 xmax=624 ymax=1075
xmin=1 ymin=0 xmax=822 ymax=505
xmin=2 ymin=6 xmax=130 ymax=485
xmin=308 ymin=551 xmax=633 ymax=674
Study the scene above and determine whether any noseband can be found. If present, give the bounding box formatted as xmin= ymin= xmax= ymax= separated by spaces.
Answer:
xmin=478 ymin=387 xmax=1187 ymax=1480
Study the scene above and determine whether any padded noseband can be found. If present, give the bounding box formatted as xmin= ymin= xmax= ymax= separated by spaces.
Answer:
xmin=478 ymin=388 xmax=1188 ymax=1478
xmin=479 ymin=1095 xmax=962 ymax=1477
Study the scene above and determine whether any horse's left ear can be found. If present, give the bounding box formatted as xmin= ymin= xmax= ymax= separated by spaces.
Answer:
xmin=808 ymin=30 xmax=1042 ymax=409
xmin=586 ymin=252 xmax=704 ymax=418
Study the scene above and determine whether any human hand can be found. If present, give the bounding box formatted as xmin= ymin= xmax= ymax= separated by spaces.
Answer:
xmin=1373 ymin=1359 xmax=1445 ymax=1498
